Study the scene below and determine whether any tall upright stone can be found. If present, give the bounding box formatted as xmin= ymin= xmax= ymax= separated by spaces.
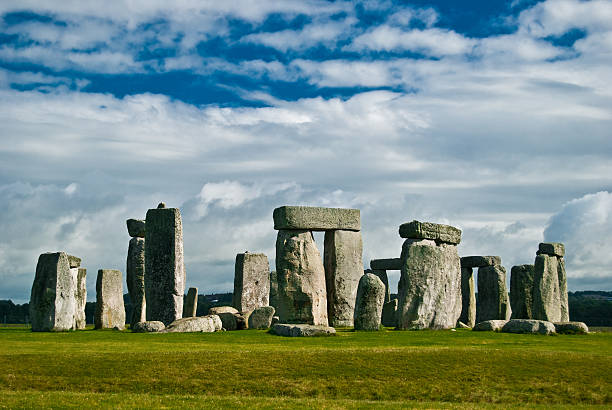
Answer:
xmin=396 ymin=221 xmax=462 ymax=330
xmin=30 ymin=252 xmax=77 ymax=331
xmin=145 ymin=204 xmax=185 ymax=326
xmin=233 ymin=253 xmax=270 ymax=313
xmin=269 ymin=271 xmax=279 ymax=310
xmin=74 ymin=267 xmax=87 ymax=329
xmin=276 ymin=230 xmax=328 ymax=325
xmin=353 ymin=273 xmax=385 ymax=331
xmin=324 ymin=230 xmax=363 ymax=327
xmin=127 ymin=236 xmax=146 ymax=326
xmin=459 ymin=266 xmax=476 ymax=327
xmin=95 ymin=269 xmax=126 ymax=330
xmin=183 ymin=287 xmax=198 ymax=318
xmin=533 ymin=243 xmax=569 ymax=322
xmin=477 ymin=264 xmax=512 ymax=322
xmin=510 ymin=264 xmax=535 ymax=319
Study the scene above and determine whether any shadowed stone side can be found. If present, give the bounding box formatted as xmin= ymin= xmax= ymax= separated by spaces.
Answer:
xmin=554 ymin=321 xmax=588 ymax=334
xmin=95 ymin=269 xmax=126 ymax=330
xmin=459 ymin=267 xmax=476 ymax=327
xmin=557 ymin=257 xmax=569 ymax=322
xmin=145 ymin=207 xmax=185 ymax=326
xmin=398 ymin=220 xmax=462 ymax=244
xmin=30 ymin=252 xmax=76 ymax=332
xmin=127 ymin=237 xmax=146 ymax=327
xmin=126 ymin=219 xmax=146 ymax=238
xmin=233 ymin=253 xmax=270 ymax=313
xmin=476 ymin=265 xmax=511 ymax=323
xmin=460 ymin=256 xmax=501 ymax=268
xmin=324 ymin=230 xmax=363 ymax=327
xmin=354 ymin=273 xmax=385 ymax=331
xmin=183 ymin=287 xmax=198 ymax=318
xmin=74 ymin=267 xmax=87 ymax=329
xmin=248 ymin=306 xmax=276 ymax=329
xmin=269 ymin=271 xmax=279 ymax=311
xmin=532 ymin=254 xmax=562 ymax=322
xmin=370 ymin=258 xmax=401 ymax=270
xmin=275 ymin=230 xmax=328 ymax=326
xmin=510 ymin=264 xmax=534 ymax=319
xmin=382 ymin=299 xmax=398 ymax=327
xmin=538 ymin=242 xmax=565 ymax=257
xmin=397 ymin=238 xmax=462 ymax=330
xmin=273 ymin=206 xmax=360 ymax=231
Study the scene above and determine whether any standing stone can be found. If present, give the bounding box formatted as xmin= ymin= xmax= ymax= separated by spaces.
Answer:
xmin=145 ymin=206 xmax=185 ymax=326
xmin=370 ymin=269 xmax=390 ymax=303
xmin=381 ymin=298 xmax=398 ymax=327
xmin=397 ymin=230 xmax=462 ymax=330
xmin=183 ymin=287 xmax=198 ymax=318
xmin=275 ymin=229 xmax=328 ymax=326
xmin=557 ymin=257 xmax=569 ymax=322
xmin=269 ymin=271 xmax=279 ymax=310
xmin=510 ymin=264 xmax=535 ymax=319
xmin=324 ymin=230 xmax=363 ymax=327
xmin=74 ymin=267 xmax=87 ymax=329
xmin=127 ymin=236 xmax=146 ymax=326
xmin=459 ymin=267 xmax=476 ymax=327
xmin=95 ymin=269 xmax=126 ymax=330
xmin=30 ymin=252 xmax=76 ymax=331
xmin=233 ymin=253 xmax=270 ymax=313
xmin=532 ymin=253 xmax=562 ymax=322
xmin=476 ymin=265 xmax=512 ymax=323
xmin=354 ymin=273 xmax=385 ymax=330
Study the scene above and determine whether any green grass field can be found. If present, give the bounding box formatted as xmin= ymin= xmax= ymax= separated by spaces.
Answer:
xmin=0 ymin=326 xmax=610 ymax=409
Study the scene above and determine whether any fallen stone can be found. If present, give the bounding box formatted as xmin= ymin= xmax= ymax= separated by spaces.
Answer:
xmin=183 ymin=287 xmax=198 ymax=318
xmin=145 ymin=206 xmax=185 ymax=326
xmin=248 ymin=306 xmax=276 ymax=329
xmin=74 ymin=267 xmax=87 ymax=330
xmin=270 ymin=323 xmax=336 ymax=337
xmin=554 ymin=321 xmax=588 ymax=334
xmin=233 ymin=252 xmax=270 ymax=313
xmin=217 ymin=312 xmax=239 ymax=331
xmin=132 ymin=321 xmax=165 ymax=333
xmin=370 ymin=258 xmax=401 ymax=270
xmin=396 ymin=238 xmax=462 ymax=330
xmin=473 ymin=320 xmax=508 ymax=332
xmin=67 ymin=255 xmax=81 ymax=268
xmin=354 ymin=273 xmax=385 ymax=331
xmin=456 ymin=321 xmax=471 ymax=329
xmin=476 ymin=265 xmax=512 ymax=323
xmin=538 ymin=242 xmax=565 ymax=257
xmin=460 ymin=256 xmax=501 ymax=268
xmin=501 ymin=319 xmax=556 ymax=335
xmin=398 ymin=220 xmax=462 ymax=245
xmin=324 ymin=229 xmax=363 ymax=327
xmin=532 ymin=254 xmax=562 ymax=322
xmin=269 ymin=270 xmax=279 ymax=310
xmin=209 ymin=306 xmax=239 ymax=315
xmin=273 ymin=206 xmax=360 ymax=231
xmin=510 ymin=264 xmax=535 ymax=319
xmin=164 ymin=315 xmax=222 ymax=333
xmin=95 ymin=269 xmax=126 ymax=330
xmin=126 ymin=219 xmax=146 ymax=238
xmin=381 ymin=299 xmax=398 ymax=327
xmin=235 ymin=313 xmax=248 ymax=330
xmin=127 ymin=237 xmax=146 ymax=327
xmin=459 ymin=267 xmax=476 ymax=328
xmin=369 ymin=269 xmax=390 ymax=303
xmin=275 ymin=229 xmax=328 ymax=326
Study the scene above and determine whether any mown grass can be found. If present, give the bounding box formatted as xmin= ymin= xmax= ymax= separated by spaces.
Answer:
xmin=0 ymin=325 xmax=610 ymax=408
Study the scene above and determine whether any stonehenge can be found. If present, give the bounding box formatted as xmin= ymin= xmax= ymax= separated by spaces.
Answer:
xmin=183 ymin=287 xmax=198 ymax=318
xmin=233 ymin=252 xmax=270 ymax=313
xmin=532 ymin=242 xmax=569 ymax=322
xmin=475 ymin=257 xmax=511 ymax=323
xmin=95 ymin=269 xmax=126 ymax=330
xmin=510 ymin=264 xmax=535 ymax=319
xmin=126 ymin=219 xmax=146 ymax=327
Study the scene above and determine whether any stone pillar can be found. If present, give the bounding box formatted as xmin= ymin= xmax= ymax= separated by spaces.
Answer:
xmin=459 ymin=266 xmax=476 ymax=327
xmin=95 ymin=269 xmax=126 ymax=330
xmin=74 ymin=267 xmax=87 ymax=329
xmin=145 ymin=204 xmax=185 ymax=326
xmin=30 ymin=252 xmax=78 ymax=332
xmin=532 ymin=243 xmax=568 ymax=322
xmin=324 ymin=230 xmax=363 ymax=327
xmin=381 ymin=299 xmax=398 ymax=327
xmin=477 ymin=264 xmax=511 ymax=323
xmin=397 ymin=221 xmax=462 ymax=330
xmin=510 ymin=264 xmax=535 ymax=319
xmin=183 ymin=287 xmax=198 ymax=317
xmin=126 ymin=219 xmax=146 ymax=327
xmin=233 ymin=253 xmax=270 ymax=313
xmin=269 ymin=270 xmax=279 ymax=311
xmin=354 ymin=273 xmax=385 ymax=330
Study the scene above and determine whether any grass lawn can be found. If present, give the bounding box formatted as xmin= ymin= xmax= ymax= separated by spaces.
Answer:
xmin=0 ymin=325 xmax=610 ymax=409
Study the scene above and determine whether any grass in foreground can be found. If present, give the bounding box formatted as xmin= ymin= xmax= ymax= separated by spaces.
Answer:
xmin=0 ymin=326 xmax=610 ymax=408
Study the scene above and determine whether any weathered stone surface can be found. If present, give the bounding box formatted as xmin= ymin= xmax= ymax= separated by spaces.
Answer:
xmin=324 ymin=230 xmax=363 ymax=327
xmin=233 ymin=253 xmax=270 ymax=313
xmin=510 ymin=264 xmax=534 ymax=319
xmin=396 ymin=239 xmax=462 ymax=330
xmin=554 ymin=321 xmax=588 ymax=334
xmin=95 ymin=269 xmax=126 ymax=330
xmin=269 ymin=270 xmax=279 ymax=310
xmin=476 ymin=265 xmax=512 ymax=323
xmin=30 ymin=252 xmax=76 ymax=332
xmin=67 ymin=255 xmax=81 ymax=268
xmin=132 ymin=321 xmax=165 ymax=333
xmin=126 ymin=219 xmax=146 ymax=238
xmin=217 ymin=312 xmax=239 ymax=330
xmin=459 ymin=267 xmax=476 ymax=328
xmin=270 ymin=323 xmax=336 ymax=337
xmin=145 ymin=207 xmax=185 ymax=326
xmin=183 ymin=287 xmax=198 ymax=318
xmin=370 ymin=258 xmax=401 ymax=270
xmin=354 ymin=273 xmax=385 ymax=331
xmin=473 ymin=320 xmax=508 ymax=332
xmin=127 ymin=237 xmax=146 ymax=327
xmin=248 ymin=306 xmax=276 ymax=329
xmin=273 ymin=206 xmax=360 ymax=231
xmin=398 ymin=220 xmax=462 ymax=245
xmin=381 ymin=299 xmax=398 ymax=327
xmin=557 ymin=257 xmax=569 ymax=322
xmin=538 ymin=242 xmax=565 ymax=257
xmin=164 ymin=315 xmax=221 ymax=333
xmin=501 ymin=319 xmax=556 ymax=335
xmin=460 ymin=256 xmax=501 ymax=268
xmin=369 ymin=269 xmax=390 ymax=303
xmin=74 ymin=268 xmax=87 ymax=329
xmin=533 ymin=254 xmax=563 ymax=322
xmin=209 ymin=306 xmax=238 ymax=315
xmin=275 ymin=229 xmax=328 ymax=326
xmin=235 ymin=313 xmax=248 ymax=330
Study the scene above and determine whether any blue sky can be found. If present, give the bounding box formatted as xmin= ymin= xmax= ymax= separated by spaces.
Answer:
xmin=1 ymin=0 xmax=611 ymax=302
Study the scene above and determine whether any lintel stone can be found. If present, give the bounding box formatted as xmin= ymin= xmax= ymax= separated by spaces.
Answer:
xmin=273 ymin=206 xmax=360 ymax=231
xmin=398 ymin=220 xmax=461 ymax=244
xmin=127 ymin=219 xmax=146 ymax=238
xmin=537 ymin=242 xmax=565 ymax=257
xmin=461 ymin=256 xmax=501 ymax=268
xmin=370 ymin=258 xmax=401 ymax=270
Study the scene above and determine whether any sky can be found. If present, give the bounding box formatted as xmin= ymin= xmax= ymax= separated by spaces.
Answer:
xmin=0 ymin=0 xmax=611 ymax=303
